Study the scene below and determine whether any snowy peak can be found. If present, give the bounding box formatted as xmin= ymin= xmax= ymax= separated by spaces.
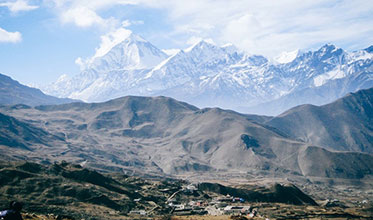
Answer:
xmin=185 ymin=39 xmax=216 ymax=51
xmin=221 ymin=43 xmax=238 ymax=53
xmin=184 ymin=40 xmax=241 ymax=58
xmin=319 ymin=43 xmax=338 ymax=51
xmin=288 ymin=44 xmax=347 ymax=70
xmin=349 ymin=47 xmax=373 ymax=63
xmin=184 ymin=40 xmax=222 ymax=56
xmin=43 ymin=37 xmax=373 ymax=116
xmin=124 ymin=32 xmax=147 ymax=42
xmin=364 ymin=45 xmax=373 ymax=53
xmin=245 ymin=55 xmax=269 ymax=66
xmin=182 ymin=40 xmax=243 ymax=66
xmin=315 ymin=44 xmax=345 ymax=60
xmin=88 ymin=33 xmax=169 ymax=72
xmin=275 ymin=49 xmax=299 ymax=64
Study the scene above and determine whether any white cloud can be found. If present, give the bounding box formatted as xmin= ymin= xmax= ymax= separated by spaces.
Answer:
xmin=72 ymin=18 xmax=145 ymax=69
xmin=74 ymin=57 xmax=85 ymax=70
xmin=49 ymin=0 xmax=373 ymax=57
xmin=0 ymin=0 xmax=39 ymax=13
xmin=0 ymin=27 xmax=22 ymax=43
xmin=121 ymin=19 xmax=144 ymax=27
xmin=186 ymin=36 xmax=202 ymax=46
xmin=94 ymin=27 xmax=132 ymax=58
xmin=121 ymin=19 xmax=131 ymax=27
xmin=51 ymin=0 xmax=144 ymax=29
xmin=159 ymin=0 xmax=373 ymax=57
xmin=60 ymin=6 xmax=111 ymax=28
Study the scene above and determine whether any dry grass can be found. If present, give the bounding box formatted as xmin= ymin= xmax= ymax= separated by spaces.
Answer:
xmin=172 ymin=216 xmax=230 ymax=220
xmin=171 ymin=215 xmax=264 ymax=220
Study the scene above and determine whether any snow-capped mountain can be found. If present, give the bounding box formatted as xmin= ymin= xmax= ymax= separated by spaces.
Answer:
xmin=42 ymin=33 xmax=373 ymax=115
xmin=275 ymin=49 xmax=300 ymax=64
xmin=88 ymin=33 xmax=169 ymax=72
xmin=245 ymin=44 xmax=373 ymax=115
xmin=43 ymin=33 xmax=168 ymax=101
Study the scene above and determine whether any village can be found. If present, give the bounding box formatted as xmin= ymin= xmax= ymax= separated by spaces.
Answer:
xmin=1 ymin=160 xmax=372 ymax=220
xmin=127 ymin=182 xmax=373 ymax=220
xmin=129 ymin=183 xmax=263 ymax=219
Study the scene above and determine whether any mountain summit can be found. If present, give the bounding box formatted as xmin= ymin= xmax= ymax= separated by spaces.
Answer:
xmin=88 ymin=33 xmax=169 ymax=72
xmin=43 ymin=35 xmax=373 ymax=115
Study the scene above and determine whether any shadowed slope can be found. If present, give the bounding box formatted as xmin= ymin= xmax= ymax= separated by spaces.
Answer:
xmin=0 ymin=73 xmax=77 ymax=106
xmin=198 ymin=182 xmax=318 ymax=206
xmin=267 ymin=87 xmax=373 ymax=153
xmin=0 ymin=112 xmax=65 ymax=150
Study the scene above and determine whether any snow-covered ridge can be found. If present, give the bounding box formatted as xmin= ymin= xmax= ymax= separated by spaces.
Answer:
xmin=42 ymin=34 xmax=373 ymax=115
xmin=275 ymin=49 xmax=299 ymax=64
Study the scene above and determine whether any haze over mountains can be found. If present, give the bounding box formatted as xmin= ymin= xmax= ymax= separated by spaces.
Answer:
xmin=1 ymin=88 xmax=372 ymax=180
xmin=42 ymin=32 xmax=373 ymax=115
xmin=266 ymin=88 xmax=373 ymax=153
xmin=0 ymin=73 xmax=77 ymax=106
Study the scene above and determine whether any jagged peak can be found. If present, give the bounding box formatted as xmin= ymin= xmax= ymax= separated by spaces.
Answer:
xmin=311 ymin=43 xmax=347 ymax=61
xmin=364 ymin=45 xmax=373 ymax=53
xmin=318 ymin=43 xmax=342 ymax=53
xmin=321 ymin=43 xmax=336 ymax=48
xmin=221 ymin=43 xmax=240 ymax=54
xmin=275 ymin=49 xmax=300 ymax=64
xmin=184 ymin=39 xmax=217 ymax=52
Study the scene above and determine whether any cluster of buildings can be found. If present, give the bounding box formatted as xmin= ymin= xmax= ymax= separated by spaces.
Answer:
xmin=167 ymin=184 xmax=257 ymax=217
xmin=129 ymin=183 xmax=262 ymax=218
xmin=167 ymin=197 xmax=256 ymax=216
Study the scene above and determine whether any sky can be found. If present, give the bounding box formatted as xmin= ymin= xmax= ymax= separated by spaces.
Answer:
xmin=0 ymin=0 xmax=372 ymax=86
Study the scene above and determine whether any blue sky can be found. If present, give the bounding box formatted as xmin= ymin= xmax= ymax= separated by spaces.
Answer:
xmin=0 ymin=0 xmax=372 ymax=86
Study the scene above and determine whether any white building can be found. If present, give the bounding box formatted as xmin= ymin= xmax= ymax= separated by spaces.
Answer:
xmin=223 ymin=205 xmax=250 ymax=215
xmin=129 ymin=210 xmax=147 ymax=215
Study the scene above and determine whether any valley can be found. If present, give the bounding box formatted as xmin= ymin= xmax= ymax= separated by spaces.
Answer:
xmin=0 ymin=88 xmax=372 ymax=218
xmin=1 ymin=1 xmax=372 ymax=219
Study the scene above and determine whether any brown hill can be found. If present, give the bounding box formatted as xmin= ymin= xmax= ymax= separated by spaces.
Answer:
xmin=198 ymin=182 xmax=318 ymax=206
xmin=266 ymin=87 xmax=373 ymax=153
xmin=0 ymin=73 xmax=77 ymax=106
xmin=0 ymin=95 xmax=372 ymax=179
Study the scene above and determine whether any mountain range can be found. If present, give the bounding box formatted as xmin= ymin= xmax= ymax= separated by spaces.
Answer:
xmin=41 ymin=32 xmax=373 ymax=115
xmin=1 ymin=87 xmax=372 ymax=180
xmin=0 ymin=32 xmax=372 ymax=181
